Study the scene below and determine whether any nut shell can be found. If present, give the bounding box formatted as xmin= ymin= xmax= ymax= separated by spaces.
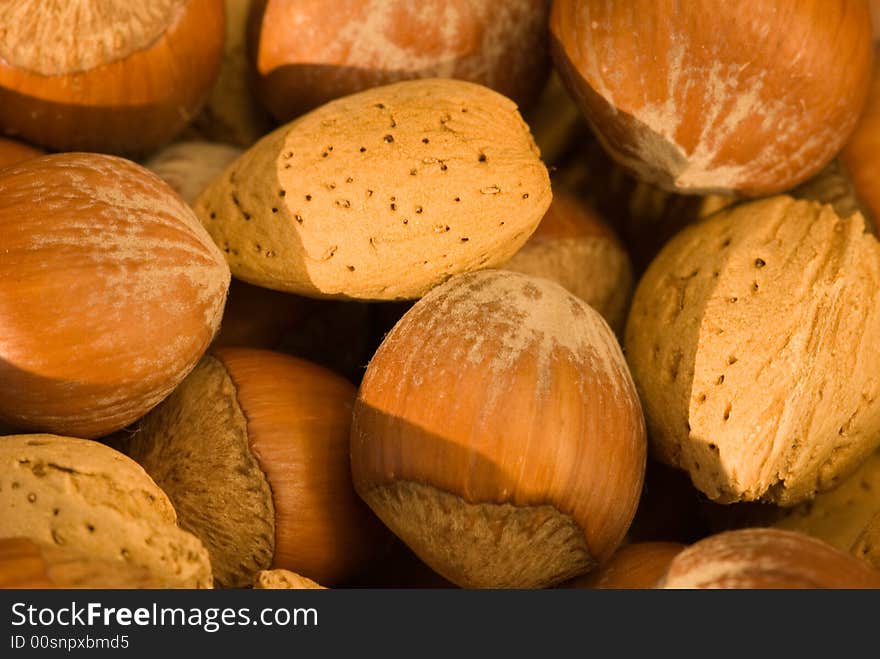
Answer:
xmin=253 ymin=569 xmax=326 ymax=590
xmin=0 ymin=434 xmax=213 ymax=588
xmin=0 ymin=136 xmax=43 ymax=169
xmin=658 ymin=528 xmax=880 ymax=589
xmin=0 ymin=0 xmax=225 ymax=154
xmin=144 ymin=140 xmax=243 ymax=206
xmin=0 ymin=537 xmax=173 ymax=589
xmin=842 ymin=49 xmax=880 ymax=227
xmin=550 ymin=0 xmax=874 ymax=196
xmin=195 ymin=78 xmax=552 ymax=300
xmin=564 ymin=541 xmax=685 ymax=589
xmin=124 ymin=349 xmax=389 ymax=588
xmin=250 ymin=0 xmax=551 ymax=122
xmin=351 ymin=269 xmax=646 ymax=588
xmin=0 ymin=153 xmax=230 ymax=438
xmin=503 ymin=189 xmax=634 ymax=334
xmin=625 ymin=196 xmax=880 ymax=505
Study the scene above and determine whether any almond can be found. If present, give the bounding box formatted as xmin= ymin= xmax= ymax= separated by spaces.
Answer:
xmin=625 ymin=196 xmax=880 ymax=505
xmin=194 ymin=78 xmax=552 ymax=300
xmin=0 ymin=434 xmax=213 ymax=588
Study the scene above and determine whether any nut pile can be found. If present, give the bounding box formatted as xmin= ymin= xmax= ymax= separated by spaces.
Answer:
xmin=1 ymin=0 xmax=880 ymax=590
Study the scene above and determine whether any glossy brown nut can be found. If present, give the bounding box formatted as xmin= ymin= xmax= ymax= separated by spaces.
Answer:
xmin=0 ymin=0 xmax=225 ymax=155
xmin=351 ymin=269 xmax=647 ymax=589
xmin=842 ymin=48 xmax=880 ymax=227
xmin=123 ymin=348 xmax=391 ymax=588
xmin=249 ymin=0 xmax=552 ymax=122
xmin=0 ymin=136 xmax=43 ymax=169
xmin=0 ymin=153 xmax=230 ymax=438
xmin=564 ymin=542 xmax=686 ymax=589
xmin=550 ymin=0 xmax=874 ymax=196
xmin=658 ymin=528 xmax=880 ymax=589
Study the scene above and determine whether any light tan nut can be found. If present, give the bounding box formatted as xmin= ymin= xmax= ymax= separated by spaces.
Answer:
xmin=625 ymin=196 xmax=880 ymax=505
xmin=705 ymin=450 xmax=880 ymax=557
xmin=253 ymin=569 xmax=326 ymax=590
xmin=194 ymin=78 xmax=552 ymax=300
xmin=0 ymin=434 xmax=213 ymax=588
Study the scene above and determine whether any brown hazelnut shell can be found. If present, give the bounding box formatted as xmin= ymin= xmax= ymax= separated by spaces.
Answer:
xmin=0 ymin=153 xmax=230 ymax=439
xmin=123 ymin=348 xmax=390 ymax=588
xmin=564 ymin=541 xmax=686 ymax=589
xmin=351 ymin=269 xmax=647 ymax=588
xmin=550 ymin=0 xmax=873 ymax=196
xmin=249 ymin=0 xmax=551 ymax=122
xmin=0 ymin=0 xmax=225 ymax=155
xmin=0 ymin=136 xmax=43 ymax=169
xmin=659 ymin=528 xmax=880 ymax=589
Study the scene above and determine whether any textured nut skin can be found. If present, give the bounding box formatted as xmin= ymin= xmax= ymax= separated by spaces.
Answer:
xmin=351 ymin=269 xmax=646 ymax=588
xmin=503 ymin=189 xmax=634 ymax=334
xmin=0 ymin=0 xmax=225 ymax=154
xmin=195 ymin=78 xmax=552 ymax=300
xmin=0 ymin=435 xmax=213 ymax=588
xmin=144 ymin=141 xmax=243 ymax=206
xmin=0 ymin=537 xmax=171 ymax=589
xmin=0 ymin=153 xmax=231 ymax=439
xmin=625 ymin=196 xmax=880 ymax=505
xmin=659 ymin=528 xmax=880 ymax=589
xmin=564 ymin=542 xmax=685 ymax=589
xmin=250 ymin=0 xmax=551 ymax=122
xmin=550 ymin=0 xmax=874 ymax=196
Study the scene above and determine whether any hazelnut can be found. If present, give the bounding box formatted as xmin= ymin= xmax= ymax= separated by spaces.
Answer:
xmin=0 ymin=153 xmax=230 ymax=439
xmin=550 ymin=0 xmax=874 ymax=196
xmin=122 ymin=348 xmax=391 ymax=588
xmin=658 ymin=528 xmax=880 ymax=589
xmin=841 ymin=48 xmax=880 ymax=227
xmin=0 ymin=0 xmax=225 ymax=154
xmin=563 ymin=542 xmax=686 ymax=589
xmin=249 ymin=0 xmax=552 ymax=122
xmin=350 ymin=269 xmax=647 ymax=588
